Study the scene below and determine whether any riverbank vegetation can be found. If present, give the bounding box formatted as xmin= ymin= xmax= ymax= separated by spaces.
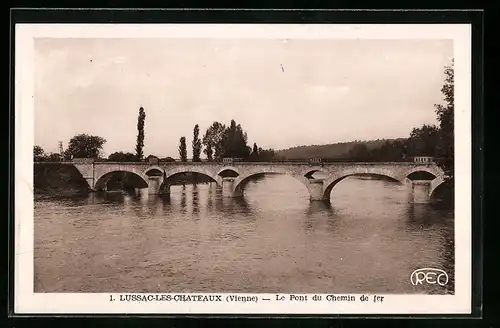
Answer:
xmin=34 ymin=163 xmax=90 ymax=199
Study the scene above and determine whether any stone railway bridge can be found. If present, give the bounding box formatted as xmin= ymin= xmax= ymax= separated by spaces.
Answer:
xmin=43 ymin=159 xmax=449 ymax=204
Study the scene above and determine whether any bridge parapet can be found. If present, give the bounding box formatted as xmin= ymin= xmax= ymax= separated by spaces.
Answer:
xmin=85 ymin=160 xmax=437 ymax=165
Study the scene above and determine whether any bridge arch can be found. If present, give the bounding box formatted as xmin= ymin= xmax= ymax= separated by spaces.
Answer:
xmin=301 ymin=166 xmax=328 ymax=179
xmin=232 ymin=170 xmax=312 ymax=197
xmin=144 ymin=165 xmax=165 ymax=176
xmin=94 ymin=170 xmax=149 ymax=191
xmin=322 ymin=167 xmax=408 ymax=200
xmin=217 ymin=166 xmax=240 ymax=178
xmin=163 ymin=166 xmax=221 ymax=187
xmin=429 ymin=176 xmax=450 ymax=199
xmin=404 ymin=166 xmax=443 ymax=180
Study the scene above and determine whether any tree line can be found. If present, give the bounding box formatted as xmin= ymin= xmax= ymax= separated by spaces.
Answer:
xmin=33 ymin=107 xmax=276 ymax=163
xmin=342 ymin=124 xmax=441 ymax=163
xmin=177 ymin=119 xmax=276 ymax=162
xmin=34 ymin=61 xmax=454 ymax=180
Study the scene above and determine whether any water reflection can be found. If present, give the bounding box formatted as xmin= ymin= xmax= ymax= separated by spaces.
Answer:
xmin=206 ymin=183 xmax=215 ymax=212
xmin=224 ymin=197 xmax=253 ymax=217
xmin=34 ymin=175 xmax=454 ymax=294
xmin=306 ymin=200 xmax=334 ymax=216
xmin=405 ymin=203 xmax=451 ymax=229
xmin=192 ymin=184 xmax=204 ymax=220
xmin=179 ymin=185 xmax=187 ymax=214
xmin=303 ymin=201 xmax=336 ymax=232
xmin=407 ymin=204 xmax=435 ymax=226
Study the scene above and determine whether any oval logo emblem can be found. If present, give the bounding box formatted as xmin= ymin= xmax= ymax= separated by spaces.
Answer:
xmin=410 ymin=268 xmax=449 ymax=286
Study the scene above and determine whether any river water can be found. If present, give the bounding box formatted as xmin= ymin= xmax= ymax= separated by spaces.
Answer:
xmin=34 ymin=175 xmax=454 ymax=294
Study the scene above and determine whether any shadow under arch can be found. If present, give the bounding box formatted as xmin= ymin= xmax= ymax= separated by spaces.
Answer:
xmin=160 ymin=171 xmax=218 ymax=193
xmin=164 ymin=166 xmax=221 ymax=185
xmin=406 ymin=170 xmax=437 ymax=181
xmin=217 ymin=166 xmax=240 ymax=177
xmin=429 ymin=177 xmax=454 ymax=205
xmin=404 ymin=166 xmax=444 ymax=181
xmin=94 ymin=170 xmax=148 ymax=191
xmin=144 ymin=167 xmax=164 ymax=177
xmin=217 ymin=168 xmax=240 ymax=178
xmin=302 ymin=167 xmax=328 ymax=179
xmin=323 ymin=172 xmax=404 ymax=200
xmin=233 ymin=172 xmax=311 ymax=198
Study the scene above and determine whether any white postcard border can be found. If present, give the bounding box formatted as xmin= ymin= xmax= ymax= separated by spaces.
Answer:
xmin=15 ymin=23 xmax=472 ymax=314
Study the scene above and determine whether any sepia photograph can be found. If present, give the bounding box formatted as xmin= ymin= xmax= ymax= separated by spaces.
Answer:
xmin=14 ymin=23 xmax=472 ymax=314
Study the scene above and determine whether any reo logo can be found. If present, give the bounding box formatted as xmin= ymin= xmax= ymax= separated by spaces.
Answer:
xmin=410 ymin=268 xmax=449 ymax=286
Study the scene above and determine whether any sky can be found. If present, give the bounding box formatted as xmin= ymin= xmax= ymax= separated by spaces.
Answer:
xmin=34 ymin=38 xmax=453 ymax=158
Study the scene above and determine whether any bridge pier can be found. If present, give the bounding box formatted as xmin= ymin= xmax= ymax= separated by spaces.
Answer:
xmin=412 ymin=180 xmax=431 ymax=204
xmin=147 ymin=176 xmax=164 ymax=195
xmin=308 ymin=178 xmax=328 ymax=202
xmin=84 ymin=177 xmax=95 ymax=191
xmin=222 ymin=177 xmax=242 ymax=198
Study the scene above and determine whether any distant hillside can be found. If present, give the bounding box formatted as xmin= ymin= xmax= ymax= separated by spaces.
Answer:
xmin=276 ymin=138 xmax=407 ymax=159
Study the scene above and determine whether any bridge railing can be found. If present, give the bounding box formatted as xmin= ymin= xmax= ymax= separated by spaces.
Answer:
xmin=33 ymin=160 xmax=435 ymax=166
xmin=34 ymin=161 xmax=75 ymax=165
xmin=34 ymin=158 xmax=441 ymax=165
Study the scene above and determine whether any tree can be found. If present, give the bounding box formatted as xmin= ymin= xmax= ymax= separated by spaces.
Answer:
xmin=64 ymin=134 xmax=106 ymax=159
xmin=178 ymin=137 xmax=187 ymax=162
xmin=108 ymin=151 xmax=137 ymax=162
xmin=204 ymin=144 xmax=213 ymax=161
xmin=376 ymin=141 xmax=393 ymax=161
xmin=249 ymin=143 xmax=260 ymax=161
xmin=256 ymin=148 xmax=276 ymax=161
xmin=202 ymin=121 xmax=226 ymax=160
xmin=390 ymin=140 xmax=406 ymax=161
xmin=435 ymin=60 xmax=454 ymax=179
xmin=161 ymin=156 xmax=176 ymax=162
xmin=135 ymin=106 xmax=146 ymax=161
xmin=34 ymin=145 xmax=46 ymax=161
xmin=192 ymin=124 xmax=202 ymax=162
xmin=223 ymin=119 xmax=250 ymax=159
xmin=252 ymin=143 xmax=258 ymax=155
xmin=348 ymin=143 xmax=370 ymax=161
xmin=407 ymin=124 xmax=439 ymax=157
xmin=47 ymin=153 xmax=63 ymax=162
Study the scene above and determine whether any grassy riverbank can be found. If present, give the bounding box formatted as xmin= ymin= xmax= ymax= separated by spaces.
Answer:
xmin=34 ymin=163 xmax=90 ymax=199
